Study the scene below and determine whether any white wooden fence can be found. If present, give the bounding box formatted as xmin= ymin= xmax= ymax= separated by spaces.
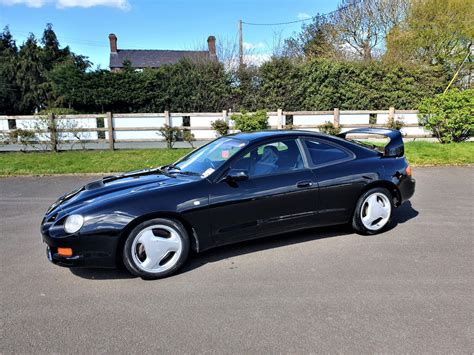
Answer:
xmin=0 ymin=108 xmax=431 ymax=151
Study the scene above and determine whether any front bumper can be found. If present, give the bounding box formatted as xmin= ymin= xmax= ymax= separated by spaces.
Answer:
xmin=45 ymin=245 xmax=86 ymax=267
xmin=41 ymin=231 xmax=119 ymax=268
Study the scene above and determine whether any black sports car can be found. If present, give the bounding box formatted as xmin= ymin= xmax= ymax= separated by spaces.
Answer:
xmin=41 ymin=128 xmax=415 ymax=279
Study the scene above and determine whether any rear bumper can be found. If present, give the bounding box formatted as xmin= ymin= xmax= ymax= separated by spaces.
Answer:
xmin=399 ymin=176 xmax=416 ymax=204
xmin=41 ymin=232 xmax=119 ymax=268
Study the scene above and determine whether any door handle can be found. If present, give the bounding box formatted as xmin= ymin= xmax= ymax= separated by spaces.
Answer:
xmin=296 ymin=180 xmax=313 ymax=188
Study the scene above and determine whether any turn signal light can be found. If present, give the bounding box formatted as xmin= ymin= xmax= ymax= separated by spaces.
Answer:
xmin=406 ymin=166 xmax=412 ymax=177
xmin=57 ymin=247 xmax=73 ymax=257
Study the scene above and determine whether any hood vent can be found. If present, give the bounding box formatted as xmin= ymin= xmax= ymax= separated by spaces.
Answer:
xmin=85 ymin=180 xmax=105 ymax=190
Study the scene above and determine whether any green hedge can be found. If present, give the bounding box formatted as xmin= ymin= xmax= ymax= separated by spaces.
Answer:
xmin=46 ymin=58 xmax=448 ymax=114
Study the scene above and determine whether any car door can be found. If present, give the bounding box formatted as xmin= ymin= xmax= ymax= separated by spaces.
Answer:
xmin=302 ymin=138 xmax=365 ymax=225
xmin=208 ymin=138 xmax=319 ymax=245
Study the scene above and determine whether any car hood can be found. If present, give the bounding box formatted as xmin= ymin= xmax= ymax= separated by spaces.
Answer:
xmin=46 ymin=168 xmax=195 ymax=214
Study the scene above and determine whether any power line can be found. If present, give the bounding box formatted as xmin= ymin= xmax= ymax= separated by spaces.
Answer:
xmin=9 ymin=30 xmax=143 ymax=49
xmin=242 ymin=0 xmax=363 ymax=27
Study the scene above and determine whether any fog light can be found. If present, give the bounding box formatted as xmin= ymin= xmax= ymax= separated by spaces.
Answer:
xmin=64 ymin=214 xmax=84 ymax=234
xmin=57 ymin=247 xmax=73 ymax=257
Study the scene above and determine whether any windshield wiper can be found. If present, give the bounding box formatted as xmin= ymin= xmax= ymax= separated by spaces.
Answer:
xmin=176 ymin=170 xmax=201 ymax=176
xmin=160 ymin=164 xmax=200 ymax=177
xmin=161 ymin=164 xmax=181 ymax=171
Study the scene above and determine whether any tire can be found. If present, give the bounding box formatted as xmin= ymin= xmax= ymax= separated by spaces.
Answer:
xmin=123 ymin=218 xmax=190 ymax=279
xmin=352 ymin=187 xmax=393 ymax=235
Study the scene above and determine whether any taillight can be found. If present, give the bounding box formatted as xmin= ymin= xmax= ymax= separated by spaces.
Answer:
xmin=405 ymin=166 xmax=412 ymax=177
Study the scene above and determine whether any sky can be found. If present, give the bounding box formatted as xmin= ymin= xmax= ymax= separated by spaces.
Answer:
xmin=0 ymin=0 xmax=339 ymax=69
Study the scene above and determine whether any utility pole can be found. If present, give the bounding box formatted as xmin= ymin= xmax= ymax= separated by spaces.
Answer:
xmin=238 ymin=19 xmax=243 ymax=68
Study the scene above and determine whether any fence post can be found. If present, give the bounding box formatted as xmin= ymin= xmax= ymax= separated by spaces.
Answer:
xmin=388 ymin=106 xmax=395 ymax=124
xmin=164 ymin=110 xmax=171 ymax=126
xmin=333 ymin=108 xmax=340 ymax=128
xmin=50 ymin=112 xmax=58 ymax=152
xmin=106 ymin=112 xmax=114 ymax=151
xmin=277 ymin=109 xmax=283 ymax=129
xmin=222 ymin=110 xmax=228 ymax=134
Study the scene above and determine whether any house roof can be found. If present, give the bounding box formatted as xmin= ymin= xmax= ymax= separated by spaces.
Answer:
xmin=109 ymin=49 xmax=210 ymax=69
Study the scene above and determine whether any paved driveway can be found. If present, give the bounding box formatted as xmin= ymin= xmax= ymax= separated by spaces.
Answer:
xmin=1 ymin=167 xmax=473 ymax=353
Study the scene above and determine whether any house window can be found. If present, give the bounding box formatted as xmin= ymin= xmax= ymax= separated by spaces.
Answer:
xmin=183 ymin=116 xmax=190 ymax=127
xmin=8 ymin=119 xmax=17 ymax=130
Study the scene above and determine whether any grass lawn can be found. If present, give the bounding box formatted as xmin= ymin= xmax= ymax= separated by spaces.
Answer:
xmin=0 ymin=148 xmax=191 ymax=176
xmin=404 ymin=141 xmax=473 ymax=166
xmin=0 ymin=141 xmax=472 ymax=176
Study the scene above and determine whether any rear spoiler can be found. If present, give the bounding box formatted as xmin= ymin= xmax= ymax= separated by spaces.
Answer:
xmin=338 ymin=128 xmax=404 ymax=157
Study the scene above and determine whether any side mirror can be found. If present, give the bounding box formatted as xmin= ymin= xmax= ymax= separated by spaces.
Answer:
xmin=226 ymin=169 xmax=248 ymax=182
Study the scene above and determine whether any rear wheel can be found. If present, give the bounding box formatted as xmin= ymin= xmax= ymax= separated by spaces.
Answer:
xmin=123 ymin=218 xmax=190 ymax=279
xmin=352 ymin=187 xmax=393 ymax=234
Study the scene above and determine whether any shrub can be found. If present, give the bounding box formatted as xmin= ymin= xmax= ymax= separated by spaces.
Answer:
xmin=231 ymin=110 xmax=268 ymax=132
xmin=0 ymin=132 xmax=9 ymax=146
xmin=42 ymin=110 xmax=83 ymax=152
xmin=318 ymin=121 xmax=341 ymax=136
xmin=182 ymin=129 xmax=195 ymax=148
xmin=418 ymin=89 xmax=473 ymax=143
xmin=211 ymin=119 xmax=229 ymax=136
xmin=387 ymin=116 xmax=404 ymax=131
xmin=7 ymin=129 xmax=38 ymax=149
xmin=158 ymin=124 xmax=181 ymax=148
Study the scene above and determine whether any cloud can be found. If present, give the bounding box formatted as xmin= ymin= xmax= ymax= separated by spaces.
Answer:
xmin=57 ymin=0 xmax=130 ymax=9
xmin=245 ymin=53 xmax=271 ymax=66
xmin=0 ymin=0 xmax=47 ymax=7
xmin=243 ymin=41 xmax=265 ymax=50
xmin=0 ymin=0 xmax=130 ymax=9
xmin=297 ymin=12 xmax=312 ymax=20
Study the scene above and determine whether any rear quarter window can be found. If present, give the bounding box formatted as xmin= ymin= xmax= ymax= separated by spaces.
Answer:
xmin=304 ymin=139 xmax=351 ymax=166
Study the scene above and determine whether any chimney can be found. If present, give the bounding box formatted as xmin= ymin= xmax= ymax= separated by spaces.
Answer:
xmin=109 ymin=33 xmax=117 ymax=53
xmin=207 ymin=35 xmax=216 ymax=59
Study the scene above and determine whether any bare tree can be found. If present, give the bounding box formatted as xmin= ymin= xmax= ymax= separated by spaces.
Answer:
xmin=331 ymin=0 xmax=409 ymax=61
xmin=281 ymin=15 xmax=343 ymax=61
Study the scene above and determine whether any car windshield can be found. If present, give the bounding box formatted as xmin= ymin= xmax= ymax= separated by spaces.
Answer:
xmin=166 ymin=137 xmax=248 ymax=178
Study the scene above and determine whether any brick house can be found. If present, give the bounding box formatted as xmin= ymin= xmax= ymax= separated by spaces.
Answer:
xmin=108 ymin=33 xmax=217 ymax=71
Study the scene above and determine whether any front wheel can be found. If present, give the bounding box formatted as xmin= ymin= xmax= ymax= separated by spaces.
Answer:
xmin=352 ymin=187 xmax=393 ymax=235
xmin=123 ymin=218 xmax=190 ymax=279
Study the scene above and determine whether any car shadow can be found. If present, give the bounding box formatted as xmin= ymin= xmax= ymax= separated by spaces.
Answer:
xmin=70 ymin=266 xmax=136 ymax=280
xmin=384 ymin=201 xmax=419 ymax=232
xmin=70 ymin=202 xmax=419 ymax=280
xmin=180 ymin=224 xmax=353 ymax=275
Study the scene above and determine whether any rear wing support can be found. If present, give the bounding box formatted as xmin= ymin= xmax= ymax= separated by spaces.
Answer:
xmin=338 ymin=128 xmax=404 ymax=157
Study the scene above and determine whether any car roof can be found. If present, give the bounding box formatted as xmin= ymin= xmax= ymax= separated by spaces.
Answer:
xmin=228 ymin=130 xmax=326 ymax=142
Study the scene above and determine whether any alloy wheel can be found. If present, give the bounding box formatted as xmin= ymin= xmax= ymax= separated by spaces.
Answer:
xmin=131 ymin=224 xmax=183 ymax=273
xmin=360 ymin=192 xmax=391 ymax=231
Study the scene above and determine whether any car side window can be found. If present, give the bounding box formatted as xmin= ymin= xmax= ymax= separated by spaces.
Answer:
xmin=304 ymin=139 xmax=350 ymax=166
xmin=233 ymin=139 xmax=304 ymax=178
